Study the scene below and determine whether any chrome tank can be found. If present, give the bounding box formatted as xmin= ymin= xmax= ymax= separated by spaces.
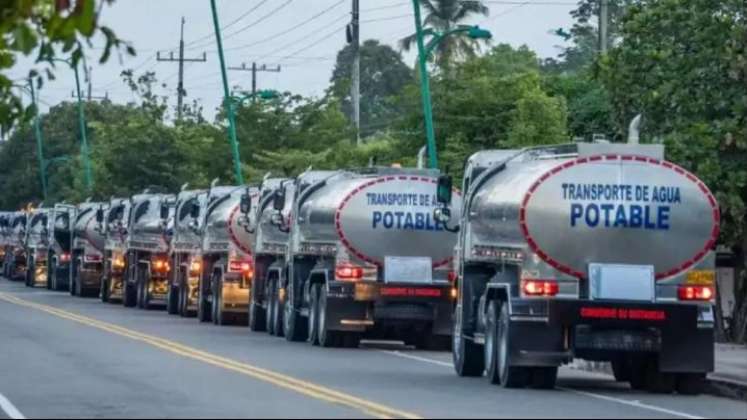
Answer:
xmin=202 ymin=186 xmax=260 ymax=256
xmin=465 ymin=144 xmax=719 ymax=281
xmin=126 ymin=193 xmax=175 ymax=254
xmin=8 ymin=212 xmax=27 ymax=248
xmin=172 ymin=189 xmax=207 ymax=254
xmin=253 ymin=178 xmax=293 ymax=255
xmin=74 ymin=202 xmax=106 ymax=253
xmin=0 ymin=212 xmax=9 ymax=247
xmin=50 ymin=205 xmax=74 ymax=252
xmin=295 ymin=168 xmax=462 ymax=270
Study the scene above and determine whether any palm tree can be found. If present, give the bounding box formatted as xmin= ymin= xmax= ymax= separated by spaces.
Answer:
xmin=400 ymin=0 xmax=490 ymax=70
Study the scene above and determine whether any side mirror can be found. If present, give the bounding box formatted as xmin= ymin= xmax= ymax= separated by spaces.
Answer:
xmin=240 ymin=193 xmax=252 ymax=214
xmin=273 ymin=189 xmax=286 ymax=212
xmin=436 ymin=175 xmax=453 ymax=205
xmin=96 ymin=208 xmax=104 ymax=223
xmin=160 ymin=203 xmax=170 ymax=220
xmin=190 ymin=202 xmax=200 ymax=219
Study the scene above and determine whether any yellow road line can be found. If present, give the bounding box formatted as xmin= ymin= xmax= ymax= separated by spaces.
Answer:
xmin=0 ymin=292 xmax=421 ymax=420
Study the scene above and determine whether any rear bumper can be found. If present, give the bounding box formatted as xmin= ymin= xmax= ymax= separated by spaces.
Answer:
xmin=326 ymin=282 xmax=454 ymax=335
xmin=508 ymin=299 xmax=714 ymax=373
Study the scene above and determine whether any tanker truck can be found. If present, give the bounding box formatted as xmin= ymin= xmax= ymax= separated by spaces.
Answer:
xmin=168 ymin=185 xmax=207 ymax=317
xmin=99 ymin=197 xmax=132 ymax=303
xmin=247 ymin=176 xmax=292 ymax=334
xmin=24 ymin=208 xmax=51 ymax=288
xmin=46 ymin=204 xmax=75 ymax=291
xmin=0 ymin=212 xmax=10 ymax=276
xmin=123 ymin=191 xmax=176 ymax=309
xmin=3 ymin=212 xmax=28 ymax=281
xmin=70 ymin=201 xmax=107 ymax=297
xmin=438 ymin=139 xmax=719 ymax=394
xmin=197 ymin=184 xmax=259 ymax=325
xmin=251 ymin=168 xmax=462 ymax=348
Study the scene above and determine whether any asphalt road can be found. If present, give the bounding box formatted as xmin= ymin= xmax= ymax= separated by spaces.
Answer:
xmin=0 ymin=279 xmax=745 ymax=419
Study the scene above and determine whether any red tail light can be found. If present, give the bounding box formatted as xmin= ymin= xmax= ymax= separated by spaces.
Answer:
xmin=521 ymin=279 xmax=559 ymax=297
xmin=60 ymin=253 xmax=71 ymax=263
xmin=335 ymin=263 xmax=363 ymax=281
xmin=229 ymin=260 xmax=253 ymax=277
xmin=678 ymin=285 xmax=714 ymax=302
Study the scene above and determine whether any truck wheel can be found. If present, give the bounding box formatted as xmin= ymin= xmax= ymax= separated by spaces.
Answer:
xmin=123 ymin=283 xmax=137 ymax=308
xmin=197 ymin=281 xmax=212 ymax=323
xmin=487 ymin=300 xmax=528 ymax=388
xmin=49 ymin=261 xmax=57 ymax=291
xmin=318 ymin=286 xmax=342 ymax=348
xmin=645 ymin=360 xmax=675 ymax=394
xmin=266 ymin=278 xmax=277 ymax=335
xmin=630 ymin=359 xmax=647 ymax=390
xmin=167 ymin=284 xmax=179 ymax=315
xmin=611 ymin=358 xmax=631 ymax=382
xmin=249 ymin=279 xmax=267 ymax=332
xmin=75 ymin=272 xmax=83 ymax=297
xmin=284 ymin=284 xmax=308 ymax=342
xmin=453 ymin=305 xmax=484 ymax=377
xmin=272 ymin=279 xmax=285 ymax=337
xmin=100 ymin=275 xmax=110 ymax=303
xmin=213 ymin=282 xmax=228 ymax=326
xmin=675 ymin=373 xmax=705 ymax=395
xmin=531 ymin=367 xmax=558 ymax=390
xmin=25 ymin=256 xmax=34 ymax=288
xmin=308 ymin=283 xmax=321 ymax=346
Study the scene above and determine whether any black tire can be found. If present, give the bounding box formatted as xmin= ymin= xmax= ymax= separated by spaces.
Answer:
xmin=630 ymin=359 xmax=647 ymax=391
xmin=197 ymin=278 xmax=212 ymax=323
xmin=167 ymin=283 xmax=179 ymax=315
xmin=49 ymin=260 xmax=57 ymax=291
xmin=493 ymin=300 xmax=528 ymax=388
xmin=213 ymin=279 xmax=228 ymax=326
xmin=675 ymin=373 xmax=705 ymax=396
xmin=318 ymin=286 xmax=342 ymax=348
xmin=249 ymin=279 xmax=267 ymax=332
xmin=100 ymin=275 xmax=110 ymax=303
xmin=453 ymin=304 xmax=484 ymax=377
xmin=75 ymin=271 xmax=83 ymax=297
xmin=284 ymin=282 xmax=308 ymax=342
xmin=179 ymin=273 xmax=192 ymax=318
xmin=308 ymin=283 xmax=321 ymax=346
xmin=54 ymin=264 xmax=67 ymax=292
xmin=611 ymin=358 xmax=631 ymax=382
xmin=69 ymin=265 xmax=77 ymax=296
xmin=645 ymin=365 xmax=675 ymax=394
xmin=266 ymin=278 xmax=277 ymax=335
xmin=123 ymin=283 xmax=137 ymax=308
xmin=531 ymin=367 xmax=558 ymax=390
xmin=26 ymin=256 xmax=35 ymax=288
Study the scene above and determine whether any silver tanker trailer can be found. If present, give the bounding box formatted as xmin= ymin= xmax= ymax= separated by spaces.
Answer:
xmin=168 ymin=184 xmax=208 ymax=317
xmin=197 ymin=184 xmax=259 ymax=325
xmin=438 ymin=138 xmax=719 ymax=394
xmin=99 ymin=197 xmax=132 ymax=303
xmin=122 ymin=191 xmax=176 ymax=309
xmin=70 ymin=201 xmax=107 ymax=297
xmin=24 ymin=208 xmax=51 ymax=288
xmin=46 ymin=204 xmax=75 ymax=291
xmin=247 ymin=176 xmax=292 ymax=334
xmin=250 ymin=167 xmax=462 ymax=348
xmin=0 ymin=212 xmax=10 ymax=275
xmin=2 ymin=212 xmax=28 ymax=281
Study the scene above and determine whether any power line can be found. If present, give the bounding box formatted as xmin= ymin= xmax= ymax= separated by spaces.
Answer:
xmin=180 ymin=0 xmax=272 ymax=50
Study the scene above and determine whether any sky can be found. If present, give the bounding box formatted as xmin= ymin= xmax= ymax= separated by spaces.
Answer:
xmin=8 ymin=0 xmax=579 ymax=121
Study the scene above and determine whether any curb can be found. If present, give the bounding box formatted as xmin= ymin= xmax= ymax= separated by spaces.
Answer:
xmin=569 ymin=360 xmax=747 ymax=401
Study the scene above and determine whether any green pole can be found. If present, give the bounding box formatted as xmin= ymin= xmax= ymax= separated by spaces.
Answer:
xmin=210 ymin=0 xmax=244 ymax=185
xmin=72 ymin=62 xmax=93 ymax=192
xmin=27 ymin=80 xmax=48 ymax=203
xmin=412 ymin=0 xmax=438 ymax=169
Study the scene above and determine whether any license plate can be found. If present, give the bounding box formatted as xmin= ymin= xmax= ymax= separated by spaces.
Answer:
xmin=384 ymin=256 xmax=432 ymax=284
xmin=589 ymin=263 xmax=655 ymax=302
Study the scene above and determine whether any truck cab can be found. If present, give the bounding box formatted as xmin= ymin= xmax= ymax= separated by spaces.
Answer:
xmin=71 ymin=201 xmax=107 ymax=297
xmin=100 ymin=198 xmax=132 ymax=303
xmin=3 ymin=212 xmax=28 ymax=281
xmin=24 ymin=208 xmax=51 ymax=288
xmin=123 ymin=192 xmax=176 ymax=309
xmin=47 ymin=204 xmax=75 ymax=291
xmin=168 ymin=186 xmax=207 ymax=317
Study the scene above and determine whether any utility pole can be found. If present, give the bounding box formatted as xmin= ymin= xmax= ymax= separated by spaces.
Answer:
xmin=228 ymin=62 xmax=281 ymax=100
xmin=599 ymin=0 xmax=609 ymax=54
xmin=348 ymin=0 xmax=361 ymax=144
xmin=157 ymin=17 xmax=207 ymax=121
xmin=28 ymin=79 xmax=48 ymax=203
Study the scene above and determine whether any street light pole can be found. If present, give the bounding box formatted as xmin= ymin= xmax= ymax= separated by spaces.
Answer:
xmin=210 ymin=0 xmax=244 ymax=185
xmin=72 ymin=62 xmax=93 ymax=192
xmin=411 ymin=0 xmax=438 ymax=169
xmin=27 ymin=80 xmax=48 ymax=203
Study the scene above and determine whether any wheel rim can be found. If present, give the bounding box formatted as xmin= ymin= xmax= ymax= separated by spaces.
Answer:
xmin=319 ymin=287 xmax=327 ymax=342
xmin=453 ymin=309 xmax=463 ymax=367
xmin=485 ymin=307 xmax=495 ymax=374
xmin=308 ymin=287 xmax=317 ymax=342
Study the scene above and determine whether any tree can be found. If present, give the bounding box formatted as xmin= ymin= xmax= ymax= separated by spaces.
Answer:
xmin=600 ymin=0 xmax=746 ymax=342
xmin=399 ymin=0 xmax=490 ymax=71
xmin=329 ymin=40 xmax=412 ymax=137
xmin=0 ymin=0 xmax=131 ymax=131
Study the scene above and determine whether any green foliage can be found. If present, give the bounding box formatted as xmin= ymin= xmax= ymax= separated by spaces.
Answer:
xmin=0 ymin=0 xmax=132 ymax=131
xmin=400 ymin=0 xmax=490 ymax=71
xmin=329 ymin=39 xmax=412 ymax=137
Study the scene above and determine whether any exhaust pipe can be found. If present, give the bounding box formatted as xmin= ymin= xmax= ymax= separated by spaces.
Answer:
xmin=417 ymin=146 xmax=427 ymax=169
xmin=628 ymin=114 xmax=642 ymax=145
